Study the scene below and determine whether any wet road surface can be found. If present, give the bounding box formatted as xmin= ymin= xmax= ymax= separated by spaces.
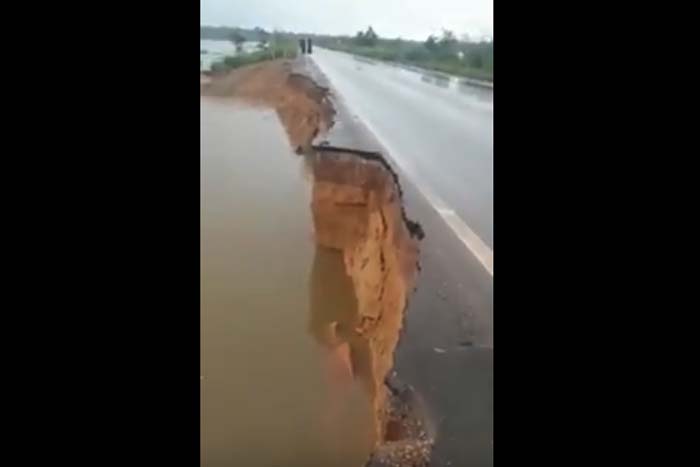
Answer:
xmin=310 ymin=48 xmax=493 ymax=250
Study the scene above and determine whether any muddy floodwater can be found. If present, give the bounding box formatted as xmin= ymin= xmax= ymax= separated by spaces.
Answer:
xmin=200 ymin=97 xmax=374 ymax=467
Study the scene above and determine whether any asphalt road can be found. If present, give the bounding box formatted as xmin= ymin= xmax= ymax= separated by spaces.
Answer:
xmin=310 ymin=48 xmax=493 ymax=250
xmin=303 ymin=51 xmax=494 ymax=467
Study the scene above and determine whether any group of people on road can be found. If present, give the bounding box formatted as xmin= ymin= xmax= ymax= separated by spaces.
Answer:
xmin=299 ymin=37 xmax=313 ymax=54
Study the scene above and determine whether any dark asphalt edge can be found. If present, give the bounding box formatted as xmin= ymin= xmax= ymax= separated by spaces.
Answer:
xmin=310 ymin=143 xmax=425 ymax=241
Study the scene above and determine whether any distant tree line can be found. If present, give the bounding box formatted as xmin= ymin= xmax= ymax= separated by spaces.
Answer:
xmin=200 ymin=25 xmax=493 ymax=81
xmin=354 ymin=26 xmax=379 ymax=46
xmin=316 ymin=26 xmax=493 ymax=81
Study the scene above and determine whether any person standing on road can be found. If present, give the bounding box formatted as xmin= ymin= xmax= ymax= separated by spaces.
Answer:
xmin=298 ymin=38 xmax=313 ymax=55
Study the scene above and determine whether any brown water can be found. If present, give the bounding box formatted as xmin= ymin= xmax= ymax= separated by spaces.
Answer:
xmin=200 ymin=97 xmax=374 ymax=467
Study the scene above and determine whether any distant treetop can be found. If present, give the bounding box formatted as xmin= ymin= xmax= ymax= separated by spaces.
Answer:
xmin=354 ymin=26 xmax=379 ymax=46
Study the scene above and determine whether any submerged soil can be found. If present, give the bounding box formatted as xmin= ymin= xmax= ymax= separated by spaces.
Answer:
xmin=203 ymin=60 xmax=431 ymax=466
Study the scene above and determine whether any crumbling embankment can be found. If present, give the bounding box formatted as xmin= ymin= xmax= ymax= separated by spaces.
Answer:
xmin=310 ymin=150 xmax=432 ymax=466
xmin=202 ymin=60 xmax=335 ymax=152
xmin=203 ymin=60 xmax=432 ymax=466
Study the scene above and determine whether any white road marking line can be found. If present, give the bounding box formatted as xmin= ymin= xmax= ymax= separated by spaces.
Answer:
xmin=312 ymin=53 xmax=494 ymax=277
xmin=376 ymin=136 xmax=494 ymax=277
xmin=404 ymin=175 xmax=493 ymax=276
xmin=440 ymin=210 xmax=493 ymax=276
xmin=360 ymin=122 xmax=495 ymax=277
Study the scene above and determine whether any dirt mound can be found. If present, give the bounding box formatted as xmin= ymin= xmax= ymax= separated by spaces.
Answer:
xmin=202 ymin=60 xmax=335 ymax=151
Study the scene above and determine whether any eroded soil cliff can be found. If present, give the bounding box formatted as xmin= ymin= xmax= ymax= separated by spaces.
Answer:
xmin=202 ymin=59 xmax=335 ymax=152
xmin=310 ymin=150 xmax=431 ymax=466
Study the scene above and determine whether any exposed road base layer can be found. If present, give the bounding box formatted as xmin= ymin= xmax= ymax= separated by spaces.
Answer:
xmin=308 ymin=149 xmax=432 ymax=466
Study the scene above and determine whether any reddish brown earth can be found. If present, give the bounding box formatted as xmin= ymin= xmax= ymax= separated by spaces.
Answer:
xmin=201 ymin=59 xmax=335 ymax=152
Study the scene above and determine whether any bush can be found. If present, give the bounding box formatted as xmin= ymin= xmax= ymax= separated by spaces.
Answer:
xmin=404 ymin=46 xmax=430 ymax=62
xmin=467 ymin=52 xmax=484 ymax=69
xmin=370 ymin=48 xmax=399 ymax=62
xmin=222 ymin=55 xmax=246 ymax=68
xmin=354 ymin=26 xmax=379 ymax=47
xmin=210 ymin=61 xmax=229 ymax=73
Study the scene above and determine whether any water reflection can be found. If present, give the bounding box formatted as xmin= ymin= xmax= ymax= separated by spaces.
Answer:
xmin=420 ymin=72 xmax=450 ymax=88
xmin=353 ymin=55 xmax=377 ymax=66
xmin=457 ymin=80 xmax=494 ymax=104
xmin=308 ymin=244 xmax=375 ymax=399
xmin=308 ymin=239 xmax=375 ymax=458
xmin=308 ymin=247 xmax=357 ymax=348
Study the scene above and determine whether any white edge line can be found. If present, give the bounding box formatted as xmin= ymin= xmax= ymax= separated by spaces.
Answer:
xmin=311 ymin=52 xmax=494 ymax=277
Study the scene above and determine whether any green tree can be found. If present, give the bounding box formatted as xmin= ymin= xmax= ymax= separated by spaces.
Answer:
xmin=229 ymin=30 xmax=246 ymax=52
xmin=354 ymin=26 xmax=379 ymax=46
xmin=425 ymin=35 xmax=439 ymax=52
xmin=254 ymin=27 xmax=270 ymax=47
xmin=440 ymin=29 xmax=457 ymax=45
xmin=364 ymin=26 xmax=378 ymax=45
xmin=438 ymin=29 xmax=458 ymax=56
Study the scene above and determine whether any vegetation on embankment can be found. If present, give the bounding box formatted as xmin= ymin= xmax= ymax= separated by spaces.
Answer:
xmin=317 ymin=27 xmax=493 ymax=82
xmin=201 ymin=25 xmax=299 ymax=72
xmin=209 ymin=41 xmax=298 ymax=73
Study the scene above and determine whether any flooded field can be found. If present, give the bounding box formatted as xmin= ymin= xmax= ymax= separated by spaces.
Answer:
xmin=200 ymin=97 xmax=374 ymax=466
xmin=200 ymin=39 xmax=259 ymax=71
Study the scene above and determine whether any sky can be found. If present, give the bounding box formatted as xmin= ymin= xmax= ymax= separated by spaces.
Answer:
xmin=201 ymin=0 xmax=493 ymax=41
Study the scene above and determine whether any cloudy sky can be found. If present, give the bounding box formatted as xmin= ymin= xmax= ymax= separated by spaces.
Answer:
xmin=201 ymin=0 xmax=493 ymax=41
